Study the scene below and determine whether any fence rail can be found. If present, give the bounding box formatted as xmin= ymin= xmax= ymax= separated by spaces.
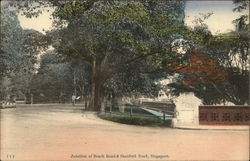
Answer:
xmin=103 ymin=102 xmax=174 ymax=123
xmin=199 ymin=106 xmax=250 ymax=125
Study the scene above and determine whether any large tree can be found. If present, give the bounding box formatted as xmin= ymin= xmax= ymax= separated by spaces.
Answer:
xmin=0 ymin=10 xmax=23 ymax=77
xmin=44 ymin=1 xmax=186 ymax=110
xmin=165 ymin=1 xmax=249 ymax=105
xmin=31 ymin=51 xmax=73 ymax=103
xmin=0 ymin=8 xmax=44 ymax=100
xmin=5 ymin=0 xmax=187 ymax=109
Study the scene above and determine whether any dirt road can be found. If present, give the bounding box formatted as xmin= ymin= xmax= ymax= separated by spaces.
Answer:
xmin=1 ymin=104 xmax=249 ymax=161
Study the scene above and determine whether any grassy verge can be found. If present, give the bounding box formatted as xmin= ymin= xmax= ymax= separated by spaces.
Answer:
xmin=98 ymin=113 xmax=171 ymax=127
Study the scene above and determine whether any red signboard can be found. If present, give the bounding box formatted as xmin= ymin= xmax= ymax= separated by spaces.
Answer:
xmin=199 ymin=106 xmax=250 ymax=125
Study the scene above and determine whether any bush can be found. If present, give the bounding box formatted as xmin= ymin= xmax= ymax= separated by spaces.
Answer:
xmin=98 ymin=113 xmax=171 ymax=127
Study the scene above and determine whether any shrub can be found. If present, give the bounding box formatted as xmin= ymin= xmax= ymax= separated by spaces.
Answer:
xmin=98 ymin=113 xmax=171 ymax=127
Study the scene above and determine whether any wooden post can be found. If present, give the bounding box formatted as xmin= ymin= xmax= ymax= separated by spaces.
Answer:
xmin=31 ymin=94 xmax=33 ymax=104
xmin=130 ymin=106 xmax=132 ymax=118
xmin=163 ymin=111 xmax=166 ymax=123
xmin=105 ymin=103 xmax=107 ymax=115
xmin=109 ymin=103 xmax=112 ymax=116
xmin=89 ymin=57 xmax=96 ymax=110
xmin=163 ymin=106 xmax=166 ymax=123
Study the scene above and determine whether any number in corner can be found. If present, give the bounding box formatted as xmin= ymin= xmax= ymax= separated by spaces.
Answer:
xmin=6 ymin=154 xmax=15 ymax=159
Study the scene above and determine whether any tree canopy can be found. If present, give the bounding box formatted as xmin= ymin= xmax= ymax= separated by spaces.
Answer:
xmin=2 ymin=0 xmax=248 ymax=106
xmin=0 ymin=8 xmax=45 ymax=100
xmin=40 ymin=0 xmax=186 ymax=110
xmin=165 ymin=0 xmax=249 ymax=105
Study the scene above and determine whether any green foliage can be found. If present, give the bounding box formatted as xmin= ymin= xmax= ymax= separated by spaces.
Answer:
xmin=104 ymin=60 xmax=164 ymax=98
xmin=0 ymin=9 xmax=45 ymax=100
xmin=4 ymin=1 xmax=187 ymax=107
xmin=4 ymin=0 xmax=248 ymax=106
xmin=55 ymin=1 xmax=86 ymax=20
xmin=90 ymin=3 xmax=149 ymax=25
xmin=98 ymin=113 xmax=165 ymax=126
xmin=164 ymin=1 xmax=249 ymax=105
xmin=31 ymin=51 xmax=91 ymax=103
xmin=48 ymin=1 xmax=185 ymax=110
xmin=232 ymin=0 xmax=249 ymax=32
xmin=31 ymin=52 xmax=72 ymax=102
xmin=202 ymin=3 xmax=249 ymax=105
xmin=0 ymin=10 xmax=23 ymax=76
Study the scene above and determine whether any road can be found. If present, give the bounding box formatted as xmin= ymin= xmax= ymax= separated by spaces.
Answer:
xmin=1 ymin=104 xmax=249 ymax=161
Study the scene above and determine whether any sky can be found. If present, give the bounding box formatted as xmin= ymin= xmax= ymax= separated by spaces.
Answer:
xmin=16 ymin=1 xmax=247 ymax=35
xmin=185 ymin=1 xmax=245 ymax=34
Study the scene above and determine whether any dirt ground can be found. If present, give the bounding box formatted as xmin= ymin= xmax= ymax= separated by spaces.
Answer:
xmin=1 ymin=104 xmax=249 ymax=161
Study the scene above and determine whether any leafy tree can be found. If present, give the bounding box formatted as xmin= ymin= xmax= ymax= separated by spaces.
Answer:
xmin=31 ymin=51 xmax=92 ymax=103
xmin=232 ymin=0 xmax=249 ymax=32
xmin=44 ymin=1 xmax=186 ymax=110
xmin=0 ymin=9 xmax=23 ymax=77
xmin=167 ymin=50 xmax=228 ymax=86
xmin=166 ymin=50 xmax=233 ymax=104
xmin=204 ymin=0 xmax=249 ymax=104
xmin=104 ymin=58 xmax=164 ymax=101
xmin=7 ymin=0 xmax=248 ymax=106
xmin=6 ymin=1 xmax=189 ymax=109
xmin=165 ymin=1 xmax=249 ymax=105
xmin=0 ymin=9 xmax=44 ymax=101
xmin=31 ymin=51 xmax=72 ymax=103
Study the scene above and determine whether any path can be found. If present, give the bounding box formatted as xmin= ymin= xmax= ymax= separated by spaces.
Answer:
xmin=1 ymin=104 xmax=249 ymax=160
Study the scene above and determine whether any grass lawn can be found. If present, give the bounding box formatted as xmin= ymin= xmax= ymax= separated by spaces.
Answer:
xmin=98 ymin=112 xmax=171 ymax=127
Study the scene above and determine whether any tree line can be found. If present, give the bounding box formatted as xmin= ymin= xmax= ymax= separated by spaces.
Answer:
xmin=0 ymin=0 xmax=249 ymax=110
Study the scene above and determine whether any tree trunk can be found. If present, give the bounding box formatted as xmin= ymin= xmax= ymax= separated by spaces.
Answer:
xmin=89 ymin=58 xmax=105 ymax=111
xmin=84 ymin=95 xmax=89 ymax=110
xmin=73 ymin=70 xmax=77 ymax=95
xmin=89 ymin=58 xmax=96 ymax=110
xmin=88 ymin=53 xmax=115 ymax=111
xmin=89 ymin=73 xmax=104 ymax=111
xmin=93 ymin=78 xmax=103 ymax=111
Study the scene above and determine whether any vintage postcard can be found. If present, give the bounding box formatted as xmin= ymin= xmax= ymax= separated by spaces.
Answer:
xmin=1 ymin=0 xmax=249 ymax=161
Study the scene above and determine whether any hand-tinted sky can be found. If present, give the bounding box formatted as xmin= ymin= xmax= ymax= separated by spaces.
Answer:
xmin=17 ymin=1 xmax=246 ymax=35
xmin=185 ymin=1 xmax=245 ymax=34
